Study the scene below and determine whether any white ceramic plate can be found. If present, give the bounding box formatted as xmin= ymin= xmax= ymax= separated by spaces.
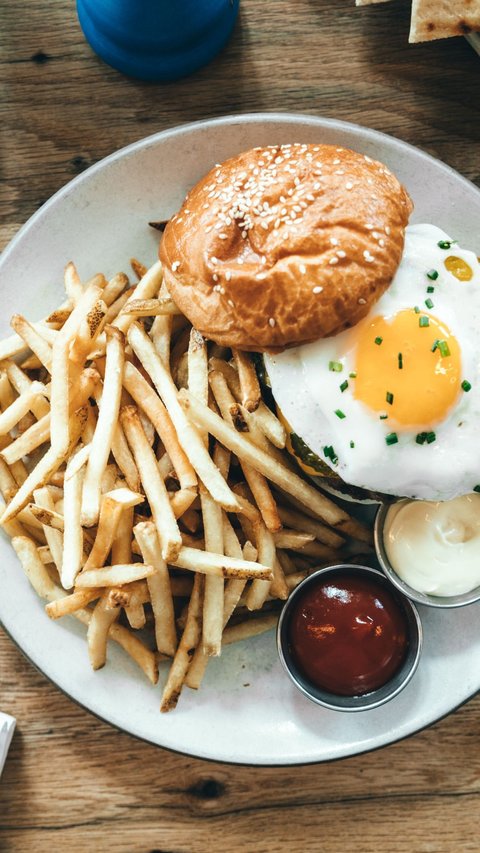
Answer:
xmin=1 ymin=113 xmax=480 ymax=765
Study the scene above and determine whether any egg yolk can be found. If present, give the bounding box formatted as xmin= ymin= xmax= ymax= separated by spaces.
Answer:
xmin=354 ymin=309 xmax=461 ymax=428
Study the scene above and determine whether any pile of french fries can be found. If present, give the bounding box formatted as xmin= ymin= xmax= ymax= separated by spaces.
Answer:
xmin=0 ymin=257 xmax=373 ymax=712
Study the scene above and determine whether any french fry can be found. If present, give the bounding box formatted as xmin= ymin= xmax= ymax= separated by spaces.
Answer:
xmin=111 ymin=505 xmax=145 ymax=629
xmin=64 ymin=261 xmax=84 ymax=304
xmin=4 ymin=362 xmax=50 ymax=420
xmin=87 ymin=594 xmax=120 ymax=670
xmin=127 ymin=323 xmax=239 ymax=510
xmin=120 ymin=296 xmax=181 ymax=317
xmin=123 ymin=362 xmax=197 ymax=491
xmin=273 ymin=530 xmax=315 ymax=549
xmin=130 ymin=258 xmax=147 ymax=280
xmin=246 ymin=521 xmax=277 ymax=611
xmin=10 ymin=316 xmax=55 ymax=371
xmin=69 ymin=299 xmax=107 ymax=364
xmin=50 ymin=279 xmax=104 ymax=451
xmin=112 ymin=260 xmax=163 ymax=335
xmin=110 ymin=422 xmax=141 ymax=492
xmin=188 ymin=328 xmax=208 ymax=414
xmin=108 ymin=622 xmax=159 ymax=684
xmin=76 ymin=563 xmax=155 ymax=588
xmin=0 ymin=404 xmax=88 ymax=524
xmin=169 ymin=487 xmax=197 ymax=519
xmin=82 ymin=487 xmax=144 ymax=571
xmin=221 ymin=612 xmax=278 ymax=645
xmin=45 ymin=588 xmax=101 ymax=619
xmin=249 ymin=402 xmax=286 ymax=449
xmin=134 ymin=521 xmax=177 ymax=657
xmin=232 ymin=349 xmax=261 ymax=412
xmin=33 ymin=487 xmax=63 ymax=574
xmin=0 ymin=382 xmax=49 ymax=436
xmin=276 ymin=503 xmax=345 ymax=549
xmin=160 ymin=573 xmax=203 ymax=712
xmin=150 ymin=301 xmax=172 ymax=367
xmin=178 ymin=389 xmax=372 ymax=543
xmin=172 ymin=545 xmax=272 ymax=580
xmin=11 ymin=535 xmax=61 ymax=601
xmin=81 ymin=327 xmax=125 ymax=526
xmin=0 ymin=368 xmax=99 ymax=466
xmin=121 ymin=406 xmax=182 ymax=562
xmin=61 ymin=444 xmax=88 ymax=589
xmin=200 ymin=487 xmax=224 ymax=657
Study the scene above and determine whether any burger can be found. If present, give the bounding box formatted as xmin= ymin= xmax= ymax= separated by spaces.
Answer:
xmin=160 ymin=143 xmax=480 ymax=502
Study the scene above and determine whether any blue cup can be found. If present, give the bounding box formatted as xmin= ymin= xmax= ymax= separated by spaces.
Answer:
xmin=77 ymin=0 xmax=240 ymax=81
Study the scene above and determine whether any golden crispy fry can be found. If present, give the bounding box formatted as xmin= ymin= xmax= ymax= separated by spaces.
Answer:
xmin=64 ymin=261 xmax=84 ymax=304
xmin=4 ymin=362 xmax=50 ymax=420
xmin=169 ymin=487 xmax=197 ymax=519
xmin=273 ymin=529 xmax=315 ymax=549
xmin=200 ymin=487 xmax=224 ymax=657
xmin=179 ymin=389 xmax=372 ymax=542
xmin=76 ymin=562 xmax=155 ymax=588
xmin=88 ymin=594 xmax=120 ymax=669
xmin=45 ymin=587 xmax=101 ymax=619
xmin=123 ymin=362 xmax=197 ymax=491
xmin=81 ymin=327 xmax=125 ymax=526
xmin=172 ymin=545 xmax=272 ymax=579
xmin=0 ymin=404 xmax=88 ymax=524
xmin=108 ymin=622 xmax=158 ymax=684
xmin=134 ymin=521 xmax=177 ymax=657
xmin=130 ymin=258 xmax=147 ymax=280
xmin=160 ymin=574 xmax=203 ymax=712
xmin=10 ymin=315 xmax=55 ymax=371
xmin=112 ymin=260 xmax=163 ymax=335
xmin=120 ymin=296 xmax=181 ymax=317
xmin=33 ymin=487 xmax=63 ymax=575
xmin=276 ymin=503 xmax=345 ymax=549
xmin=121 ymin=406 xmax=182 ymax=562
xmin=82 ymin=487 xmax=144 ymax=571
xmin=110 ymin=422 xmax=141 ymax=492
xmin=128 ymin=324 xmax=239 ymax=509
xmin=232 ymin=349 xmax=261 ymax=412
xmin=0 ymin=382 xmax=49 ymax=436
xmin=11 ymin=535 xmax=61 ymax=601
xmin=61 ymin=444 xmax=88 ymax=589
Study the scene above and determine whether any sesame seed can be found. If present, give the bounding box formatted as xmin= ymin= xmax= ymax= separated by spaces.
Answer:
xmin=299 ymin=263 xmax=307 ymax=275
xmin=385 ymin=226 xmax=391 ymax=235
xmin=337 ymin=250 xmax=346 ymax=258
xmin=261 ymin=221 xmax=269 ymax=230
xmin=269 ymin=317 xmax=276 ymax=327
xmin=333 ymin=158 xmax=341 ymax=165
xmin=363 ymin=250 xmax=375 ymax=263
xmin=329 ymin=257 xmax=339 ymax=265
xmin=313 ymin=182 xmax=321 ymax=190
xmin=227 ymin=299 xmax=235 ymax=308
xmin=172 ymin=261 xmax=181 ymax=272
xmin=365 ymin=224 xmax=374 ymax=230
xmin=330 ymin=237 xmax=339 ymax=246
xmin=313 ymin=286 xmax=323 ymax=294
xmin=345 ymin=182 xmax=353 ymax=190
xmin=358 ymin=297 xmax=367 ymax=305
xmin=379 ymin=238 xmax=385 ymax=247
xmin=211 ymin=256 xmax=218 ymax=265
xmin=219 ymin=233 xmax=228 ymax=240
xmin=213 ymin=273 xmax=218 ymax=282
xmin=256 ymin=272 xmax=268 ymax=280
xmin=225 ymin=271 xmax=232 ymax=281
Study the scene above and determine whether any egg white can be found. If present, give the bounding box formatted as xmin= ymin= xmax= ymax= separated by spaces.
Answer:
xmin=265 ymin=224 xmax=480 ymax=500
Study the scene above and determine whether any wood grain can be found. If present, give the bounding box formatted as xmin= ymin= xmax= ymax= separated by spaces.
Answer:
xmin=1 ymin=0 xmax=480 ymax=850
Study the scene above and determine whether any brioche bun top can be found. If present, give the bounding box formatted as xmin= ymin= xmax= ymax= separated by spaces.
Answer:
xmin=160 ymin=143 xmax=413 ymax=352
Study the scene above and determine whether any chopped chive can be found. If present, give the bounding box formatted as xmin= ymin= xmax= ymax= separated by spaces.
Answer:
xmin=335 ymin=409 xmax=346 ymax=419
xmin=379 ymin=413 xmax=388 ymax=420
xmin=349 ymin=371 xmax=357 ymax=378
xmin=425 ymin=298 xmax=434 ymax=309
xmin=426 ymin=431 xmax=436 ymax=444
xmin=329 ymin=360 xmax=343 ymax=372
xmin=340 ymin=380 xmax=349 ymax=392
xmin=386 ymin=391 xmax=394 ymax=405
xmin=462 ymin=380 xmax=472 ymax=392
xmin=438 ymin=340 xmax=450 ymax=358
xmin=431 ymin=339 xmax=439 ymax=352
xmin=438 ymin=240 xmax=453 ymax=250
xmin=350 ymin=440 xmax=355 ymax=448
xmin=374 ymin=336 xmax=383 ymax=346
xmin=427 ymin=269 xmax=439 ymax=280
xmin=419 ymin=316 xmax=430 ymax=327
xmin=323 ymin=445 xmax=338 ymax=464
xmin=386 ymin=432 xmax=398 ymax=446
xmin=427 ymin=285 xmax=435 ymax=293
xmin=414 ymin=305 xmax=420 ymax=314
xmin=398 ymin=353 xmax=403 ymax=369
xmin=416 ymin=432 xmax=427 ymax=445
xmin=474 ymin=485 xmax=480 ymax=493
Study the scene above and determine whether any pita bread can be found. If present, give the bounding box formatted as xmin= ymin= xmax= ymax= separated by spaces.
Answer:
xmin=410 ymin=0 xmax=480 ymax=42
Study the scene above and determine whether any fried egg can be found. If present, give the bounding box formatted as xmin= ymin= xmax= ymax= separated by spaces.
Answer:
xmin=265 ymin=224 xmax=480 ymax=500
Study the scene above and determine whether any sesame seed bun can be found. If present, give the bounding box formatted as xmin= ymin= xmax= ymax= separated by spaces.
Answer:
xmin=160 ymin=143 xmax=413 ymax=352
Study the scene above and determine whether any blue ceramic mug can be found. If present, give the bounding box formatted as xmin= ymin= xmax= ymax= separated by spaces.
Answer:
xmin=77 ymin=0 xmax=240 ymax=81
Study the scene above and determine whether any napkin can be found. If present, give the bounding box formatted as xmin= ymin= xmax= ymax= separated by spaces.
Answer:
xmin=0 ymin=712 xmax=16 ymax=776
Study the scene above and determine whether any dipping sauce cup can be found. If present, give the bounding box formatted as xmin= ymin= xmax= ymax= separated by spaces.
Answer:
xmin=277 ymin=564 xmax=422 ymax=712
xmin=375 ymin=499 xmax=480 ymax=609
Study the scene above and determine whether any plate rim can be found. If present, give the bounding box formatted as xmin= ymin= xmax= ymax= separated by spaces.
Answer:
xmin=2 ymin=111 xmax=480 ymax=765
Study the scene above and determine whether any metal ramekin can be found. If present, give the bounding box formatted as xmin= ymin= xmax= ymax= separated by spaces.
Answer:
xmin=277 ymin=564 xmax=422 ymax=712
xmin=374 ymin=501 xmax=480 ymax=609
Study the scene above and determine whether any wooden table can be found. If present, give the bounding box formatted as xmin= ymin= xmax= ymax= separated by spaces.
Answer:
xmin=1 ymin=1 xmax=480 ymax=850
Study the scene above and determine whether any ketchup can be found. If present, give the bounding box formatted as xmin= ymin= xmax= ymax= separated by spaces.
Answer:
xmin=288 ymin=573 xmax=408 ymax=696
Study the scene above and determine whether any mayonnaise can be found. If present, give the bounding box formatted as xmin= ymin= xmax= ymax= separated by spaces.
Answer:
xmin=384 ymin=494 xmax=480 ymax=597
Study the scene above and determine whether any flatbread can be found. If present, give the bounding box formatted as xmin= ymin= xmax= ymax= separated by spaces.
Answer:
xmin=410 ymin=0 xmax=480 ymax=42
